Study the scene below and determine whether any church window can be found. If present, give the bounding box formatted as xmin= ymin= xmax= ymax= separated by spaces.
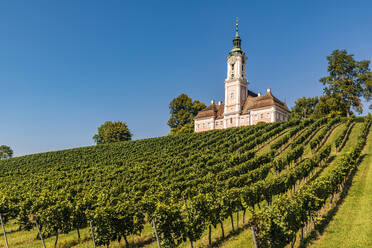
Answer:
xmin=254 ymin=114 xmax=257 ymax=120
xmin=267 ymin=113 xmax=270 ymax=118
xmin=197 ymin=124 xmax=200 ymax=129
xmin=230 ymin=92 xmax=234 ymax=101
xmin=260 ymin=113 xmax=264 ymax=119
xmin=215 ymin=121 xmax=218 ymax=126
xmin=231 ymin=64 xmax=235 ymax=78
xmin=202 ymin=123 xmax=205 ymax=128
xmin=220 ymin=121 xmax=223 ymax=125
xmin=241 ymin=118 xmax=244 ymax=123
xmin=230 ymin=118 xmax=233 ymax=124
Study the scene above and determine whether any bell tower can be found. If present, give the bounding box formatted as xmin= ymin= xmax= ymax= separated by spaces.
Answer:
xmin=224 ymin=19 xmax=248 ymax=126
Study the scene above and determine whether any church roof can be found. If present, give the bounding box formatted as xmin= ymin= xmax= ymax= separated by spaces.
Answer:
xmin=194 ymin=103 xmax=224 ymax=119
xmin=241 ymin=91 xmax=290 ymax=114
xmin=194 ymin=90 xmax=290 ymax=120
xmin=248 ymin=90 xmax=258 ymax=97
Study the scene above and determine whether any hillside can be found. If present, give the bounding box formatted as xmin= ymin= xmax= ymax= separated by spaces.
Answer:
xmin=0 ymin=117 xmax=370 ymax=248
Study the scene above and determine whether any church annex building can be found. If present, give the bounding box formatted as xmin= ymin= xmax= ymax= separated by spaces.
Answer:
xmin=194 ymin=22 xmax=290 ymax=133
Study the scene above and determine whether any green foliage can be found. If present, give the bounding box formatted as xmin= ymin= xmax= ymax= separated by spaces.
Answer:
xmin=290 ymin=97 xmax=319 ymax=119
xmin=335 ymin=117 xmax=354 ymax=151
xmin=309 ymin=117 xmax=341 ymax=152
xmin=0 ymin=117 xmax=367 ymax=247
xmin=319 ymin=49 xmax=372 ymax=116
xmin=0 ymin=145 xmax=13 ymax=159
xmin=254 ymin=118 xmax=371 ymax=248
xmin=167 ymin=94 xmax=206 ymax=135
xmin=93 ymin=121 xmax=132 ymax=144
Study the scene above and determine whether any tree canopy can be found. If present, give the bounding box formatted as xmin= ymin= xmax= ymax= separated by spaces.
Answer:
xmin=319 ymin=49 xmax=372 ymax=117
xmin=93 ymin=121 xmax=132 ymax=144
xmin=290 ymin=97 xmax=319 ymax=119
xmin=168 ymin=94 xmax=206 ymax=135
xmin=291 ymin=50 xmax=371 ymax=118
xmin=0 ymin=145 xmax=13 ymax=159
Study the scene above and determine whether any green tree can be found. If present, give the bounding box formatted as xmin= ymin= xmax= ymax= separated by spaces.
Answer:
xmin=290 ymin=97 xmax=319 ymax=119
xmin=93 ymin=121 xmax=132 ymax=144
xmin=167 ymin=94 xmax=206 ymax=135
xmin=0 ymin=145 xmax=13 ymax=159
xmin=319 ymin=49 xmax=372 ymax=117
xmin=313 ymin=95 xmax=347 ymax=117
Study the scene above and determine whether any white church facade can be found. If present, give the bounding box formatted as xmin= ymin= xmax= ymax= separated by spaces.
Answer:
xmin=194 ymin=22 xmax=290 ymax=132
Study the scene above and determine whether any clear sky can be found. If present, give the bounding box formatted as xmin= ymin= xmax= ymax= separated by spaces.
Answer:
xmin=1 ymin=0 xmax=371 ymax=156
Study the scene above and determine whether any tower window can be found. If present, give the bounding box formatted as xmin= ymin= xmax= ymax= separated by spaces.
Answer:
xmin=231 ymin=63 xmax=235 ymax=78
xmin=230 ymin=92 xmax=234 ymax=101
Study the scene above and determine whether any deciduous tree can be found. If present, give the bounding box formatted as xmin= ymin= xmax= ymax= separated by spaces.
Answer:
xmin=290 ymin=97 xmax=319 ymax=119
xmin=168 ymin=94 xmax=205 ymax=135
xmin=319 ymin=49 xmax=372 ymax=117
xmin=0 ymin=145 xmax=13 ymax=159
xmin=93 ymin=121 xmax=132 ymax=144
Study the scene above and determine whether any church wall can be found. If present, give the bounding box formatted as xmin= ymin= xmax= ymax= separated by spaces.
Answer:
xmin=214 ymin=119 xmax=225 ymax=130
xmin=194 ymin=117 xmax=215 ymax=132
xmin=250 ymin=107 xmax=276 ymax=125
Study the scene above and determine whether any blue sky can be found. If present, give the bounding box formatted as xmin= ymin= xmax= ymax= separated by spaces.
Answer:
xmin=1 ymin=0 xmax=371 ymax=156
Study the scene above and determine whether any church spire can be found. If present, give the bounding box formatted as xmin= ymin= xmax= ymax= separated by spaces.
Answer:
xmin=230 ymin=17 xmax=243 ymax=55
xmin=235 ymin=17 xmax=239 ymax=37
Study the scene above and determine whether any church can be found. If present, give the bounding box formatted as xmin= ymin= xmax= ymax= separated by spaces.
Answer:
xmin=194 ymin=22 xmax=290 ymax=132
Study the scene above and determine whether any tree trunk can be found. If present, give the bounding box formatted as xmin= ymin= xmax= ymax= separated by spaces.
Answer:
xmin=220 ymin=221 xmax=225 ymax=239
xmin=236 ymin=211 xmax=239 ymax=229
xmin=124 ymin=235 xmax=129 ymax=247
xmin=230 ymin=215 xmax=235 ymax=232
xmin=190 ymin=239 xmax=194 ymax=248
xmin=54 ymin=230 xmax=59 ymax=248
xmin=77 ymin=227 xmax=81 ymax=240
xmin=243 ymin=209 xmax=246 ymax=224
xmin=290 ymin=235 xmax=296 ymax=248
xmin=208 ymin=225 xmax=212 ymax=247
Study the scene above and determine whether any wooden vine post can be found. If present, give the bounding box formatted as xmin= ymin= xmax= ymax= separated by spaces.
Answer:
xmin=251 ymin=225 xmax=259 ymax=248
xmin=152 ymin=219 xmax=161 ymax=248
xmin=89 ymin=221 xmax=96 ymax=248
xmin=0 ymin=213 xmax=9 ymax=248
xmin=32 ymin=216 xmax=46 ymax=248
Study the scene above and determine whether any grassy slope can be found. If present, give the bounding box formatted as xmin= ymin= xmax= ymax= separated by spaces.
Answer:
xmin=307 ymin=126 xmax=372 ymax=248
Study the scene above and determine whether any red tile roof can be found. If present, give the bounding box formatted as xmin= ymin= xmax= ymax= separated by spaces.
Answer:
xmin=194 ymin=90 xmax=290 ymax=120
xmin=242 ymin=91 xmax=290 ymax=113
xmin=194 ymin=103 xmax=225 ymax=119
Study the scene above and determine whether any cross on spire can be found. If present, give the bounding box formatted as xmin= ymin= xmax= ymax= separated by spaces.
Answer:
xmin=235 ymin=17 xmax=239 ymax=37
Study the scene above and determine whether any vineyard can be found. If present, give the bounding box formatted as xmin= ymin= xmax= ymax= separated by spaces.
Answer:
xmin=0 ymin=116 xmax=371 ymax=248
